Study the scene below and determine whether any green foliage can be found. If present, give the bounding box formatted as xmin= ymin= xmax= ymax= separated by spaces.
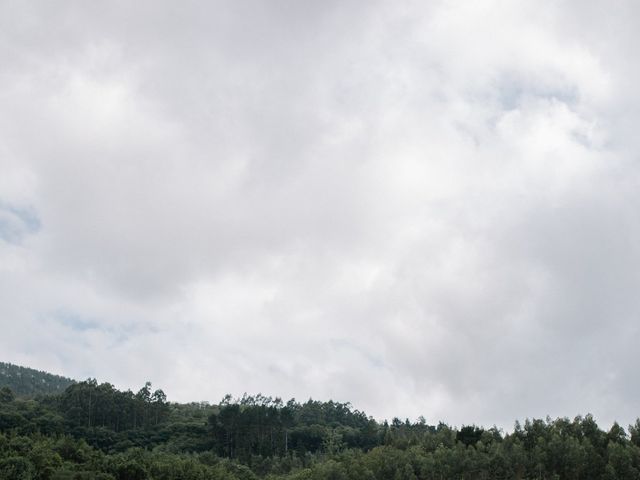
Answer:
xmin=3 ymin=363 xmax=640 ymax=479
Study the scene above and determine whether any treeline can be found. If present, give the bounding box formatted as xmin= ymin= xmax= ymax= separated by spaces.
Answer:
xmin=0 ymin=362 xmax=74 ymax=398
xmin=59 ymin=380 xmax=168 ymax=431
xmin=208 ymin=394 xmax=378 ymax=461
xmin=3 ymin=379 xmax=640 ymax=479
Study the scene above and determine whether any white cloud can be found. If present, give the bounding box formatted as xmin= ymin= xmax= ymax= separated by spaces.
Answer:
xmin=1 ymin=0 xmax=639 ymax=429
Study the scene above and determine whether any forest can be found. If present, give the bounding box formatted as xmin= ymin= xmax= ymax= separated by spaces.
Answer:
xmin=1 ymin=363 xmax=640 ymax=479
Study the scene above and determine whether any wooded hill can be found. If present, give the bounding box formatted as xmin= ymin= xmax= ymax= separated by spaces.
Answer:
xmin=0 ymin=362 xmax=74 ymax=397
xmin=1 ymin=363 xmax=640 ymax=479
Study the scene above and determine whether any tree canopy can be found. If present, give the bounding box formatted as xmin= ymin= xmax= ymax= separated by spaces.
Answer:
xmin=1 ymin=367 xmax=640 ymax=479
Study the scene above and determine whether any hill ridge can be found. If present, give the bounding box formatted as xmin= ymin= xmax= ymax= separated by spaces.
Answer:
xmin=0 ymin=360 xmax=75 ymax=397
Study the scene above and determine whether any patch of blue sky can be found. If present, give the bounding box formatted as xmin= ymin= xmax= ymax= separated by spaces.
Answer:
xmin=52 ymin=309 xmax=101 ymax=332
xmin=482 ymin=71 xmax=580 ymax=111
xmin=49 ymin=309 xmax=146 ymax=348
xmin=0 ymin=202 xmax=41 ymax=244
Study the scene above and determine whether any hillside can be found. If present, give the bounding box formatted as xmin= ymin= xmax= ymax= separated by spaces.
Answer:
xmin=0 ymin=361 xmax=75 ymax=397
xmin=1 ymin=370 xmax=640 ymax=479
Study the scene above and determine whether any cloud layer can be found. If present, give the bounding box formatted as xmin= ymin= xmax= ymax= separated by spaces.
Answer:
xmin=2 ymin=0 xmax=640 ymax=429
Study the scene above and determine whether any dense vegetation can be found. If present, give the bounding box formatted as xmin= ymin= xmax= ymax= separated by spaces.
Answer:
xmin=2 ymin=369 xmax=640 ymax=479
xmin=0 ymin=363 xmax=74 ymax=398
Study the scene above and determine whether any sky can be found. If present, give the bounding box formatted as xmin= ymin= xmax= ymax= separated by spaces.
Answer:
xmin=2 ymin=0 xmax=640 ymax=430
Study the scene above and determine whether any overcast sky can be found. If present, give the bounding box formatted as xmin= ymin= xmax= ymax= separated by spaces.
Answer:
xmin=2 ymin=0 xmax=640 ymax=430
